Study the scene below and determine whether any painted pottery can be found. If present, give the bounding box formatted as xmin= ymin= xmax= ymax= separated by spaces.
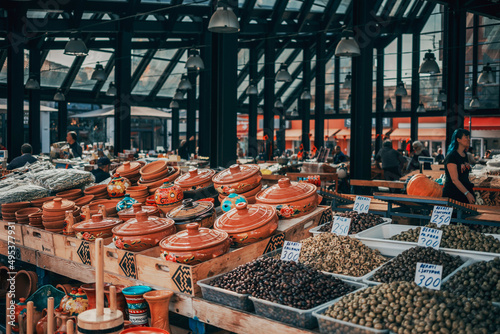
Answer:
xmin=143 ymin=290 xmax=174 ymax=333
xmin=159 ymin=223 xmax=231 ymax=265
xmin=255 ymin=178 xmax=320 ymax=219
xmin=122 ymin=286 xmax=153 ymax=326
xmin=116 ymin=194 xmax=138 ymax=212
xmin=64 ymin=288 xmax=88 ymax=316
xmin=108 ymin=173 xmax=132 ymax=198
xmin=154 ymin=182 xmax=183 ymax=214
xmin=81 ymin=282 xmax=111 ymax=310
xmin=73 ymin=214 xmax=123 ymax=241
xmin=221 ymin=192 xmax=247 ymax=213
xmin=118 ymin=203 xmax=160 ymax=221
xmin=112 ymin=211 xmax=176 ymax=252
xmin=13 ymin=298 xmax=27 ymax=333
xmin=214 ymin=202 xmax=278 ymax=247
xmin=166 ymin=199 xmax=216 ymax=231
xmin=62 ymin=210 xmax=75 ymax=236
xmin=174 ymin=168 xmax=215 ymax=191
xmin=212 ymin=164 xmax=262 ymax=195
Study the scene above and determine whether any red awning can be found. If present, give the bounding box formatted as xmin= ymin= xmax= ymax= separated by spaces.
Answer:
xmin=464 ymin=117 xmax=500 ymax=130
xmin=390 ymin=128 xmax=446 ymax=140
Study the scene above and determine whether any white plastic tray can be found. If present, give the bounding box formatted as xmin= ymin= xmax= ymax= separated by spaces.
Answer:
xmin=309 ymin=217 xmax=392 ymax=237
xmin=355 ymin=224 xmax=500 ymax=260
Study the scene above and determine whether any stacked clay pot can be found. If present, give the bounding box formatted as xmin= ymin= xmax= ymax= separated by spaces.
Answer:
xmin=116 ymin=161 xmax=142 ymax=185
xmin=213 ymin=164 xmax=262 ymax=204
xmin=74 ymin=195 xmax=95 ymax=207
xmin=126 ymin=186 xmax=149 ymax=204
xmin=167 ymin=199 xmax=216 ymax=231
xmin=73 ymin=213 xmax=123 ymax=241
xmin=88 ymin=199 xmax=120 ymax=217
xmin=174 ymin=168 xmax=215 ymax=191
xmin=28 ymin=212 xmax=43 ymax=228
xmin=155 ymin=182 xmax=183 ymax=214
xmin=1 ymin=202 xmax=30 ymax=222
xmin=42 ymin=198 xmax=76 ymax=233
xmin=138 ymin=161 xmax=180 ymax=194
xmin=118 ymin=203 xmax=161 ymax=221
xmin=84 ymin=185 xmax=108 ymax=200
xmin=15 ymin=207 xmax=41 ymax=225
xmin=30 ymin=196 xmax=56 ymax=208
xmin=107 ymin=173 xmax=131 ymax=198
xmin=56 ymin=189 xmax=83 ymax=202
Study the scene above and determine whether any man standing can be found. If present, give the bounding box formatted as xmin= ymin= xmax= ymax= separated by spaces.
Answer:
xmin=375 ymin=140 xmax=406 ymax=181
xmin=333 ymin=146 xmax=347 ymax=164
xmin=66 ymin=131 xmax=83 ymax=158
xmin=7 ymin=144 xmax=38 ymax=170
xmin=91 ymin=156 xmax=111 ymax=183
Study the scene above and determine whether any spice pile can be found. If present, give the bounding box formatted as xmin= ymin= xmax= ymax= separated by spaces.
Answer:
xmin=318 ymin=212 xmax=385 ymax=234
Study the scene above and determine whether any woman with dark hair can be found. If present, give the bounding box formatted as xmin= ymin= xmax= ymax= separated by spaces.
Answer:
xmin=443 ymin=129 xmax=475 ymax=204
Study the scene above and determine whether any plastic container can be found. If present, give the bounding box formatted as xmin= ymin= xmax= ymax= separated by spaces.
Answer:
xmin=309 ymin=217 xmax=392 ymax=237
xmin=197 ymin=273 xmax=253 ymax=311
xmin=355 ymin=224 xmax=500 ymax=260
xmin=249 ymin=280 xmax=366 ymax=329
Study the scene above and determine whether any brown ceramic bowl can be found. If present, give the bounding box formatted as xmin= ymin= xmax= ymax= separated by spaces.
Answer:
xmin=84 ymin=185 xmax=108 ymax=196
xmin=73 ymin=214 xmax=123 ymax=241
xmin=15 ymin=207 xmax=41 ymax=218
xmin=56 ymin=189 xmax=83 ymax=198
xmin=118 ymin=203 xmax=161 ymax=221
xmin=212 ymin=164 xmax=262 ymax=196
xmin=126 ymin=186 xmax=149 ymax=195
xmin=2 ymin=201 xmax=31 ymax=210
xmin=42 ymin=221 xmax=65 ymax=229
xmin=30 ymin=196 xmax=56 ymax=207
xmin=139 ymin=161 xmax=169 ymax=180
xmin=74 ymin=195 xmax=95 ymax=207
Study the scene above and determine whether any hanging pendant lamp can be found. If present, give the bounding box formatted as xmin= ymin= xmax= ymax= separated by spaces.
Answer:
xmin=178 ymin=74 xmax=192 ymax=90
xmin=185 ymin=49 xmax=205 ymax=70
xmin=416 ymin=101 xmax=426 ymax=113
xmin=91 ymin=62 xmax=106 ymax=81
xmin=64 ymin=37 xmax=88 ymax=56
xmin=469 ymin=96 xmax=480 ymax=108
xmin=343 ymin=72 xmax=352 ymax=89
xmin=419 ymin=50 xmax=440 ymax=74
xmin=384 ymin=98 xmax=394 ymax=111
xmin=274 ymin=98 xmax=284 ymax=109
xmin=170 ymin=100 xmax=180 ymax=109
xmin=275 ymin=63 xmax=292 ymax=82
xmin=25 ymin=77 xmax=40 ymax=90
xmin=173 ymin=89 xmax=185 ymax=100
xmin=477 ymin=63 xmax=495 ymax=84
xmin=395 ymin=81 xmax=407 ymax=96
xmin=208 ymin=4 xmax=240 ymax=33
xmin=54 ymin=89 xmax=65 ymax=101
xmin=300 ymin=89 xmax=312 ymax=100
xmin=335 ymin=29 xmax=360 ymax=57
xmin=106 ymin=82 xmax=117 ymax=96
xmin=246 ymin=81 xmax=258 ymax=95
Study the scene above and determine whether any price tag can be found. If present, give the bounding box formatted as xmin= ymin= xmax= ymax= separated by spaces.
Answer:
xmin=414 ymin=262 xmax=443 ymax=290
xmin=331 ymin=216 xmax=351 ymax=236
xmin=353 ymin=196 xmax=371 ymax=213
xmin=430 ymin=206 xmax=453 ymax=226
xmin=281 ymin=241 xmax=302 ymax=262
xmin=417 ymin=226 xmax=443 ymax=249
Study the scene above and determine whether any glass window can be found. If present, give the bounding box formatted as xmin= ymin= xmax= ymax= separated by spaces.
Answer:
xmin=157 ymin=52 xmax=188 ymax=97
xmin=0 ymin=58 xmax=6 ymax=84
xmin=255 ymin=0 xmax=277 ymax=9
xmin=336 ymin=0 xmax=351 ymax=14
xmin=132 ymin=49 xmax=176 ymax=95
xmin=71 ymin=50 xmax=113 ymax=91
xmin=403 ymin=0 xmax=417 ymax=17
xmin=389 ymin=0 xmax=402 ymax=17
xmin=285 ymin=0 xmax=302 ymax=11
xmin=40 ymin=50 xmax=75 ymax=87
xmin=132 ymin=50 xmax=149 ymax=75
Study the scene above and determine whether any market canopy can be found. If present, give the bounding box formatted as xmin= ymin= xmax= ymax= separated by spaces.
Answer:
xmin=0 ymin=103 xmax=57 ymax=114
xmin=72 ymin=106 xmax=171 ymax=119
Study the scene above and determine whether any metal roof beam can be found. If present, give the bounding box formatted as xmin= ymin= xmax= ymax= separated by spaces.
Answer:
xmin=270 ymin=0 xmax=290 ymax=34
xmin=416 ymin=2 xmax=437 ymax=31
xmin=237 ymin=41 xmax=264 ymax=87
xmin=148 ymin=48 xmax=185 ymax=99
xmin=321 ymin=0 xmax=344 ymax=32
xmin=239 ymin=0 xmax=258 ymax=31
xmin=93 ymin=54 xmax=115 ymax=98
xmin=297 ymin=0 xmax=316 ymax=32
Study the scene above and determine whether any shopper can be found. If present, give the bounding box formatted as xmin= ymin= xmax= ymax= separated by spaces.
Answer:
xmin=375 ymin=140 xmax=406 ymax=181
xmin=333 ymin=146 xmax=347 ymax=164
xmin=435 ymin=147 xmax=444 ymax=164
xmin=66 ymin=131 xmax=83 ymax=158
xmin=178 ymin=140 xmax=189 ymax=160
xmin=407 ymin=141 xmax=431 ymax=171
xmin=91 ymin=156 xmax=111 ymax=183
xmin=7 ymin=143 xmax=37 ymax=170
xmin=443 ymin=129 xmax=474 ymax=204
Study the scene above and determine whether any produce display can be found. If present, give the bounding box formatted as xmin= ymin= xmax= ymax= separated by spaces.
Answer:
xmin=31 ymin=169 xmax=95 ymax=192
xmin=321 ymin=282 xmax=500 ymax=333
xmin=390 ymin=223 xmax=500 ymax=253
xmin=371 ymin=246 xmax=464 ymax=283
xmin=406 ymin=174 xmax=443 ymax=197
xmin=469 ymin=224 xmax=500 ymax=234
xmin=209 ymin=257 xmax=355 ymax=310
xmin=318 ymin=212 xmax=385 ymax=234
xmin=299 ymin=233 xmax=387 ymax=277
xmin=0 ymin=185 xmax=50 ymax=205
xmin=474 ymin=190 xmax=500 ymax=206
xmin=442 ymin=258 xmax=500 ymax=302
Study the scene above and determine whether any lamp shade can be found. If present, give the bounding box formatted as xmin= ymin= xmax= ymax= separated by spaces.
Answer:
xmin=179 ymin=74 xmax=192 ymax=90
xmin=25 ymin=77 xmax=40 ymax=90
xmin=416 ymin=102 xmax=425 ymax=113
xmin=64 ymin=37 xmax=88 ymax=56
xmin=275 ymin=63 xmax=292 ymax=82
xmin=170 ymin=100 xmax=180 ymax=109
xmin=106 ymin=82 xmax=117 ymax=96
xmin=395 ymin=81 xmax=407 ymax=96
xmin=343 ymin=72 xmax=352 ymax=89
xmin=185 ymin=49 xmax=205 ymax=70
xmin=274 ymin=98 xmax=284 ymax=109
xmin=208 ymin=6 xmax=240 ymax=33
xmin=173 ymin=89 xmax=185 ymax=100
xmin=419 ymin=50 xmax=440 ymax=74
xmin=469 ymin=96 xmax=480 ymax=108
xmin=335 ymin=30 xmax=360 ymax=57
xmin=54 ymin=89 xmax=65 ymax=101
xmin=91 ymin=62 xmax=106 ymax=81
xmin=477 ymin=63 xmax=495 ymax=84
xmin=437 ymin=90 xmax=447 ymax=102
xmin=300 ymin=89 xmax=312 ymax=100
xmin=246 ymin=82 xmax=258 ymax=95
xmin=384 ymin=98 xmax=394 ymax=111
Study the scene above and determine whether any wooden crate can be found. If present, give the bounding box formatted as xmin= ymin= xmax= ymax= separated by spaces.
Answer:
xmin=0 ymin=221 xmax=24 ymax=245
xmin=133 ymin=206 xmax=333 ymax=296
xmin=53 ymin=234 xmax=113 ymax=266
xmin=21 ymin=225 xmax=56 ymax=255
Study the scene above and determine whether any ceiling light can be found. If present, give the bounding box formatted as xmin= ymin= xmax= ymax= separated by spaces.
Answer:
xmin=395 ymin=81 xmax=407 ymax=96
xmin=478 ymin=63 xmax=495 ymax=84
xmin=54 ymin=89 xmax=65 ymax=101
xmin=178 ymin=74 xmax=192 ymax=90
xmin=106 ymin=82 xmax=117 ymax=96
xmin=300 ymin=89 xmax=312 ymax=100
xmin=343 ymin=72 xmax=352 ymax=89
xmin=290 ymin=108 xmax=299 ymax=117
xmin=208 ymin=4 xmax=240 ymax=33
xmin=246 ymin=81 xmax=258 ymax=95
xmin=257 ymin=106 xmax=263 ymax=114
xmin=170 ymin=100 xmax=180 ymax=109
xmin=173 ymin=89 xmax=185 ymax=100
xmin=274 ymin=98 xmax=284 ymax=109
xmin=384 ymin=98 xmax=394 ymax=111
xmin=335 ymin=29 xmax=360 ymax=57
xmin=275 ymin=63 xmax=292 ymax=82
xmin=469 ymin=96 xmax=480 ymax=108
xmin=419 ymin=50 xmax=440 ymax=74
xmin=185 ymin=49 xmax=205 ymax=70
xmin=416 ymin=101 xmax=426 ymax=113
xmin=25 ymin=77 xmax=40 ymax=90
xmin=64 ymin=37 xmax=88 ymax=56
xmin=91 ymin=62 xmax=106 ymax=81
xmin=437 ymin=90 xmax=447 ymax=102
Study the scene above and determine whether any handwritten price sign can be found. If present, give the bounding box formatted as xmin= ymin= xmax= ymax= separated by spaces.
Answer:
xmin=430 ymin=206 xmax=453 ymax=226
xmin=414 ymin=263 xmax=443 ymax=290
xmin=353 ymin=196 xmax=371 ymax=213
xmin=281 ymin=241 xmax=302 ymax=262
xmin=417 ymin=226 xmax=442 ymax=249
xmin=331 ymin=216 xmax=352 ymax=236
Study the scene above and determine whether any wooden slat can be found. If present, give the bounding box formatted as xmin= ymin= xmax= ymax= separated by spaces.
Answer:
xmin=350 ymin=179 xmax=406 ymax=189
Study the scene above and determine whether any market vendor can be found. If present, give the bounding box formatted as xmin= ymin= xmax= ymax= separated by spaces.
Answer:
xmin=7 ymin=143 xmax=37 ymax=170
xmin=443 ymin=129 xmax=475 ymax=204
xmin=375 ymin=140 xmax=406 ymax=181
xmin=407 ymin=141 xmax=431 ymax=171
xmin=66 ymin=131 xmax=83 ymax=159
xmin=333 ymin=146 xmax=347 ymax=164
xmin=91 ymin=156 xmax=111 ymax=183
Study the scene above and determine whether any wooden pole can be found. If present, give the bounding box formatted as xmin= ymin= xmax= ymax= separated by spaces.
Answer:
xmin=47 ymin=297 xmax=54 ymax=334
xmin=109 ymin=286 xmax=117 ymax=312
xmin=96 ymin=238 xmax=104 ymax=317
xmin=67 ymin=319 xmax=75 ymax=334
xmin=26 ymin=301 xmax=34 ymax=334
xmin=6 ymin=292 xmax=12 ymax=334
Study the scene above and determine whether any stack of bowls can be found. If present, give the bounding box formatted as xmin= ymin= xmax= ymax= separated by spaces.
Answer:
xmin=56 ymin=189 xmax=83 ymax=202
xmin=116 ymin=162 xmax=142 ymax=185
xmin=84 ymin=185 xmax=108 ymax=200
xmin=88 ymin=199 xmax=120 ymax=217
xmin=213 ymin=164 xmax=263 ymax=204
xmin=28 ymin=212 xmax=43 ymax=228
xmin=118 ymin=203 xmax=161 ymax=221
xmin=15 ymin=208 xmax=41 ymax=225
xmin=2 ymin=202 xmax=31 ymax=222
xmin=74 ymin=195 xmax=95 ymax=207
xmin=138 ymin=162 xmax=180 ymax=194
xmin=42 ymin=198 xmax=76 ymax=233
xmin=126 ymin=186 xmax=149 ymax=204
xmin=30 ymin=196 xmax=56 ymax=208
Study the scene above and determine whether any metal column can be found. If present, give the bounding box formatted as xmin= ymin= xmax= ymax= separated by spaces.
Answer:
xmin=334 ymin=56 xmax=340 ymax=114
xmin=248 ymin=46 xmax=258 ymax=158
xmin=314 ymin=33 xmax=326 ymax=150
xmin=410 ymin=32 xmax=420 ymax=143
xmin=396 ymin=36 xmax=402 ymax=113
xmin=186 ymin=68 xmax=197 ymax=156
xmin=263 ymin=37 xmax=275 ymax=160
xmin=172 ymin=107 xmax=180 ymax=152
xmin=28 ymin=47 xmax=41 ymax=154
xmin=58 ymin=102 xmax=67 ymax=142
xmin=198 ymin=30 xmax=212 ymax=158
xmin=301 ymin=44 xmax=311 ymax=152
xmin=375 ymin=48 xmax=384 ymax=154
xmin=350 ymin=0 xmax=374 ymax=187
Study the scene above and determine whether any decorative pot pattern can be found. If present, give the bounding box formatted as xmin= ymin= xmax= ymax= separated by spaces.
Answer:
xmin=212 ymin=164 xmax=262 ymax=196
xmin=73 ymin=214 xmax=123 ymax=241
xmin=276 ymin=203 xmax=315 ymax=219
xmin=144 ymin=290 xmax=174 ymax=333
xmin=166 ymin=199 xmax=216 ymax=231
xmin=221 ymin=192 xmax=247 ymax=213
xmin=155 ymin=182 xmax=183 ymax=213
xmin=107 ymin=173 xmax=131 ymax=198
xmin=122 ymin=286 xmax=152 ymax=326
xmin=116 ymin=194 xmax=138 ymax=212
xmin=13 ymin=298 xmax=27 ymax=333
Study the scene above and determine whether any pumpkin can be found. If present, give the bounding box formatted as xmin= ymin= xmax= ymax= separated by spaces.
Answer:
xmin=406 ymin=174 xmax=443 ymax=197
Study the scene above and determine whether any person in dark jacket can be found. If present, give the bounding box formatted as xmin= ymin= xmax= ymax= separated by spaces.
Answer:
xmin=407 ymin=141 xmax=431 ymax=171
xmin=91 ymin=156 xmax=111 ymax=183
xmin=66 ymin=131 xmax=83 ymax=158
xmin=333 ymin=146 xmax=347 ymax=164
xmin=7 ymin=144 xmax=37 ymax=170
xmin=375 ymin=140 xmax=406 ymax=180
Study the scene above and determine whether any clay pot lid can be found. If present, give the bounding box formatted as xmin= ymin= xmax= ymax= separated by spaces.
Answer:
xmin=74 ymin=195 xmax=95 ymax=206
xmin=140 ymin=160 xmax=168 ymax=177
xmin=166 ymin=199 xmax=213 ymax=222
xmin=42 ymin=198 xmax=75 ymax=212
xmin=212 ymin=164 xmax=260 ymax=184
xmin=255 ymin=178 xmax=317 ymax=204
xmin=73 ymin=214 xmax=123 ymax=232
xmin=118 ymin=203 xmax=158 ymax=216
xmin=174 ymin=168 xmax=215 ymax=188
xmin=159 ymin=223 xmax=228 ymax=251
xmin=214 ymin=202 xmax=276 ymax=233
xmin=56 ymin=189 xmax=82 ymax=197
xmin=112 ymin=211 xmax=174 ymax=236
xmin=2 ymin=201 xmax=30 ymax=209
xmin=117 ymin=161 xmax=141 ymax=175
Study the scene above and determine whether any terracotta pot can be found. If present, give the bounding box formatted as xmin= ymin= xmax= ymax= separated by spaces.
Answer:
xmin=56 ymin=284 xmax=78 ymax=295
xmin=174 ymin=168 xmax=215 ymax=191
xmin=126 ymin=186 xmax=149 ymax=197
xmin=36 ymin=309 xmax=49 ymax=334
xmin=104 ymin=284 xmax=128 ymax=320
xmin=118 ymin=203 xmax=160 ymax=221
xmin=212 ymin=164 xmax=262 ymax=195
xmin=30 ymin=196 xmax=56 ymax=207
xmin=43 ymin=198 xmax=75 ymax=212
xmin=14 ymin=270 xmax=38 ymax=300
xmin=117 ymin=161 xmax=142 ymax=176
xmin=255 ymin=178 xmax=320 ymax=219
xmin=166 ymin=199 xmax=216 ymax=231
xmin=140 ymin=161 xmax=169 ymax=181
xmin=74 ymin=195 xmax=95 ymax=207
xmin=112 ymin=211 xmax=176 ymax=252
xmin=56 ymin=189 xmax=83 ymax=199
xmin=144 ymin=290 xmax=174 ymax=333
xmin=73 ymin=214 xmax=123 ymax=241
xmin=154 ymin=182 xmax=183 ymax=214
xmin=214 ymin=202 xmax=278 ymax=247
xmin=80 ymin=283 xmax=111 ymax=310
xmin=88 ymin=200 xmax=119 ymax=217
xmin=122 ymin=286 xmax=153 ymax=326
xmin=159 ymin=223 xmax=231 ymax=265
xmin=13 ymin=297 xmax=27 ymax=331
xmin=108 ymin=173 xmax=132 ymax=198
xmin=84 ymin=184 xmax=108 ymax=195
xmin=16 ymin=207 xmax=42 ymax=218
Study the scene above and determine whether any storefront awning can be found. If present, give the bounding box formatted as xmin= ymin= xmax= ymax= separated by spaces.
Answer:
xmin=390 ymin=128 xmax=446 ymax=140
xmin=72 ymin=106 xmax=171 ymax=119
xmin=256 ymin=129 xmax=304 ymax=141
xmin=335 ymin=128 xmax=391 ymax=140
xmin=464 ymin=117 xmax=500 ymax=130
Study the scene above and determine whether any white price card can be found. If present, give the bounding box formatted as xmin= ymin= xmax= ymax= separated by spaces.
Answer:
xmin=353 ymin=196 xmax=371 ymax=213
xmin=417 ymin=226 xmax=443 ymax=249
xmin=281 ymin=241 xmax=302 ymax=262
xmin=414 ymin=262 xmax=443 ymax=290
xmin=331 ymin=216 xmax=352 ymax=236
xmin=430 ymin=206 xmax=453 ymax=226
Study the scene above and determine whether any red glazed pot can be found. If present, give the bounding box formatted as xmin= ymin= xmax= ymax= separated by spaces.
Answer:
xmin=112 ymin=211 xmax=175 ymax=252
xmin=166 ymin=199 xmax=215 ymax=231
xmin=255 ymin=178 xmax=320 ymax=219
xmin=154 ymin=182 xmax=183 ymax=214
xmin=212 ymin=164 xmax=262 ymax=196
xmin=214 ymin=202 xmax=278 ymax=247
xmin=159 ymin=223 xmax=231 ymax=265
xmin=174 ymin=168 xmax=215 ymax=191
xmin=108 ymin=173 xmax=132 ymax=198
xmin=73 ymin=214 xmax=123 ymax=241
